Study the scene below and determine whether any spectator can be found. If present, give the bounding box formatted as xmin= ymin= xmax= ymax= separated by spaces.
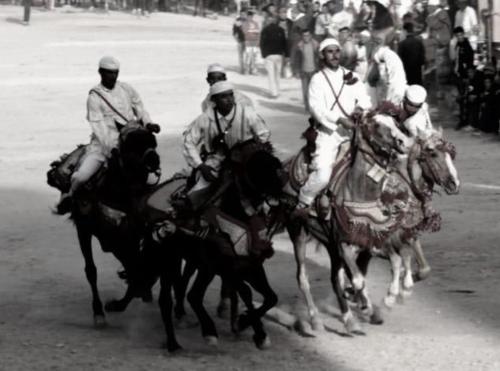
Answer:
xmin=327 ymin=0 xmax=354 ymax=38
xmin=293 ymin=29 xmax=319 ymax=110
xmin=458 ymin=67 xmax=482 ymax=131
xmin=23 ymin=0 xmax=31 ymax=25
xmin=260 ymin=16 xmax=288 ymax=98
xmin=338 ymin=26 xmax=358 ymax=71
xmin=262 ymin=3 xmax=278 ymax=27
xmin=450 ymin=26 xmax=474 ymax=81
xmin=242 ymin=10 xmax=261 ymax=75
xmin=398 ymin=22 xmax=426 ymax=85
xmin=426 ymin=0 xmax=452 ymax=99
xmin=477 ymin=70 xmax=499 ymax=135
xmin=454 ymin=0 xmax=478 ymax=50
xmin=354 ymin=29 xmax=370 ymax=80
xmin=233 ymin=12 xmax=247 ymax=75
xmin=314 ymin=2 xmax=331 ymax=41
xmin=277 ymin=6 xmax=293 ymax=77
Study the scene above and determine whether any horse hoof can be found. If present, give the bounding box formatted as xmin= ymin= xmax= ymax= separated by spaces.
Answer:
xmin=163 ymin=341 xmax=183 ymax=353
xmin=311 ymin=317 xmax=324 ymax=332
xmin=345 ymin=316 xmax=363 ymax=335
xmin=204 ymin=336 xmax=218 ymax=347
xmin=254 ymin=334 xmax=271 ymax=350
xmin=369 ymin=306 xmax=384 ymax=325
xmin=383 ymin=295 xmax=396 ymax=308
xmin=414 ymin=267 xmax=431 ymax=282
xmin=93 ymin=315 xmax=107 ymax=328
xmin=401 ymin=289 xmax=413 ymax=298
xmin=104 ymin=300 xmax=127 ymax=313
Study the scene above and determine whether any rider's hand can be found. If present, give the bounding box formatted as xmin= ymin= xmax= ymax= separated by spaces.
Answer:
xmin=197 ymin=163 xmax=217 ymax=182
xmin=145 ymin=123 xmax=161 ymax=133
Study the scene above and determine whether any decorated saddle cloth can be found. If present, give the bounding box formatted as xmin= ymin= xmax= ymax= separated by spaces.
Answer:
xmin=288 ymin=141 xmax=352 ymax=193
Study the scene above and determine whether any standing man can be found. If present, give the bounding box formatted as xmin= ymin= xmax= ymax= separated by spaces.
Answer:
xmin=200 ymin=63 xmax=253 ymax=112
xmin=242 ymin=9 xmax=261 ymax=75
xmin=295 ymin=38 xmax=372 ymax=215
xmin=233 ymin=12 xmax=247 ymax=75
xmin=398 ymin=22 xmax=426 ymax=86
xmin=260 ymin=16 xmax=288 ymax=98
xmin=453 ymin=0 xmax=478 ymax=50
xmin=55 ymin=56 xmax=158 ymax=214
xmin=293 ymin=29 xmax=319 ymax=111
xmin=23 ymin=0 xmax=31 ymax=25
xmin=183 ymin=81 xmax=270 ymax=193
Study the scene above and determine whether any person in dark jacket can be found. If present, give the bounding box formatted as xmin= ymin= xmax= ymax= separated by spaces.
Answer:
xmin=260 ymin=16 xmax=288 ymax=98
xmin=450 ymin=26 xmax=474 ymax=80
xmin=398 ymin=22 xmax=426 ymax=85
xmin=293 ymin=28 xmax=319 ymax=111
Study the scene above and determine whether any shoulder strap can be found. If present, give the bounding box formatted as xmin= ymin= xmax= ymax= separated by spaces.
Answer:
xmin=89 ymin=89 xmax=129 ymax=123
xmin=320 ymin=69 xmax=350 ymax=118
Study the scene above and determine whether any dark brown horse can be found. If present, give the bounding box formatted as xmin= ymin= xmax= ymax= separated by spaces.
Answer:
xmin=144 ymin=140 xmax=286 ymax=352
xmin=47 ymin=123 xmax=161 ymax=327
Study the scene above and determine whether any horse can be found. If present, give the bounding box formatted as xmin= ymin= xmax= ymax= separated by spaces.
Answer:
xmin=142 ymin=140 xmax=286 ymax=352
xmin=277 ymin=112 xmax=413 ymax=334
xmin=47 ymin=122 xmax=161 ymax=327
xmin=379 ymin=129 xmax=459 ymax=307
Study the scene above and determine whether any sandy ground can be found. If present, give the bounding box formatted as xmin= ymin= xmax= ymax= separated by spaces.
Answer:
xmin=0 ymin=6 xmax=499 ymax=371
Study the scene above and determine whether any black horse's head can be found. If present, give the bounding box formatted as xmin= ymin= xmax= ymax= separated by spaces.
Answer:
xmin=117 ymin=122 xmax=160 ymax=179
xmin=229 ymin=140 xmax=287 ymax=201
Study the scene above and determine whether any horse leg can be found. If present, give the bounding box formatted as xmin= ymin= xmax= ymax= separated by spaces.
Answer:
xmin=76 ymin=222 xmax=106 ymax=328
xmin=400 ymin=241 xmax=415 ymax=297
xmin=384 ymin=243 xmax=402 ymax=308
xmin=412 ymin=238 xmax=431 ymax=281
xmin=329 ymin=244 xmax=361 ymax=334
xmin=341 ymin=243 xmax=364 ymax=292
xmin=237 ymin=278 xmax=273 ymax=350
xmin=216 ymin=278 xmax=233 ymax=319
xmin=291 ymin=226 xmax=323 ymax=331
xmin=353 ymin=249 xmax=382 ymax=324
xmin=186 ymin=268 xmax=218 ymax=346
xmin=173 ymin=259 xmax=195 ymax=319
xmin=158 ymin=260 xmax=182 ymax=352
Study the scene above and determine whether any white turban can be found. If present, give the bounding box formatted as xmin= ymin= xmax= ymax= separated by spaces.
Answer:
xmin=99 ymin=56 xmax=120 ymax=71
xmin=360 ymin=30 xmax=371 ymax=38
xmin=209 ymin=81 xmax=233 ymax=97
xmin=207 ymin=63 xmax=226 ymax=74
xmin=319 ymin=38 xmax=341 ymax=52
xmin=405 ymin=85 xmax=427 ymax=105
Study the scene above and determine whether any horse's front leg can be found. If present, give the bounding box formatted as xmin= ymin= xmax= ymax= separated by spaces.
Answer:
xmin=400 ymin=241 xmax=415 ymax=297
xmin=76 ymin=222 xmax=106 ymax=328
xmin=412 ymin=238 xmax=431 ymax=281
xmin=159 ymin=263 xmax=182 ymax=352
xmin=384 ymin=243 xmax=402 ymax=308
xmin=341 ymin=243 xmax=364 ymax=292
xmin=290 ymin=225 xmax=323 ymax=331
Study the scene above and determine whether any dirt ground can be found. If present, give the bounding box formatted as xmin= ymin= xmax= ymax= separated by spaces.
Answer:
xmin=0 ymin=6 xmax=499 ymax=371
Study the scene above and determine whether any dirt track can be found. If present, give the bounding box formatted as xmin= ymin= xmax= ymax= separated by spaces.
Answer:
xmin=0 ymin=6 xmax=499 ymax=371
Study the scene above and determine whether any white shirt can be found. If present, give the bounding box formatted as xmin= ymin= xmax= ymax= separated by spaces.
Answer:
xmin=327 ymin=10 xmax=354 ymax=38
xmin=403 ymin=103 xmax=434 ymax=139
xmin=308 ymin=66 xmax=372 ymax=134
xmin=374 ymin=46 xmax=408 ymax=105
xmin=454 ymin=6 xmax=478 ymax=37
xmin=87 ymin=81 xmax=152 ymax=156
xmin=183 ymin=104 xmax=270 ymax=168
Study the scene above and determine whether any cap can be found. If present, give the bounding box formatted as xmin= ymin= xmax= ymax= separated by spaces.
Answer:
xmin=98 ymin=56 xmax=120 ymax=71
xmin=207 ymin=63 xmax=226 ymax=74
xmin=405 ymin=85 xmax=427 ymax=106
xmin=319 ymin=38 xmax=340 ymax=52
xmin=209 ymin=81 xmax=234 ymax=96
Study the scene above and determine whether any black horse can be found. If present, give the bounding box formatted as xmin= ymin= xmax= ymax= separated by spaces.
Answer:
xmin=47 ymin=123 xmax=161 ymax=327
xmin=145 ymin=140 xmax=286 ymax=352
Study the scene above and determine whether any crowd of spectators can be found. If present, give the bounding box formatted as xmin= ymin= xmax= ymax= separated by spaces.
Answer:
xmin=231 ymin=0 xmax=500 ymax=135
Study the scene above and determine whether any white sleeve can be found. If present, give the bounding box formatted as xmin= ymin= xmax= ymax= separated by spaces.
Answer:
xmin=182 ymin=116 xmax=206 ymax=168
xmin=308 ymin=73 xmax=339 ymax=130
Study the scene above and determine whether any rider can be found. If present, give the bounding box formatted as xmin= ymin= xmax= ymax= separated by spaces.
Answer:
xmin=183 ymin=80 xmax=270 ymax=196
xmin=55 ymin=56 xmax=159 ymax=214
xmin=399 ymin=85 xmax=434 ymax=139
xmin=295 ymin=38 xmax=372 ymax=216
xmin=200 ymin=63 xmax=254 ymax=112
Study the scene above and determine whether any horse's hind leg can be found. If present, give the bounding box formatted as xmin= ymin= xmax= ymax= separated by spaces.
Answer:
xmin=187 ymin=268 xmax=218 ymax=345
xmin=173 ymin=258 xmax=195 ymax=319
xmin=76 ymin=223 xmax=105 ymax=328
xmin=384 ymin=244 xmax=402 ymax=308
xmin=291 ymin=226 xmax=322 ymax=331
xmin=400 ymin=241 xmax=415 ymax=297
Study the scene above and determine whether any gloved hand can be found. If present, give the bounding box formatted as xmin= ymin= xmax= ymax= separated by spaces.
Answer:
xmin=145 ymin=123 xmax=161 ymax=133
xmin=197 ymin=163 xmax=217 ymax=182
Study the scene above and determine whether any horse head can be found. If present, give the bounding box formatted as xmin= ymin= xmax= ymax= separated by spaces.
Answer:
xmin=361 ymin=113 xmax=411 ymax=159
xmin=228 ymin=140 xmax=287 ymax=202
xmin=414 ymin=129 xmax=460 ymax=195
xmin=117 ymin=122 xmax=160 ymax=179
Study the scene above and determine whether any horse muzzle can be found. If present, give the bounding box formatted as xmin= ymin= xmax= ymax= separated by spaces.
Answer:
xmin=443 ymin=176 xmax=460 ymax=195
